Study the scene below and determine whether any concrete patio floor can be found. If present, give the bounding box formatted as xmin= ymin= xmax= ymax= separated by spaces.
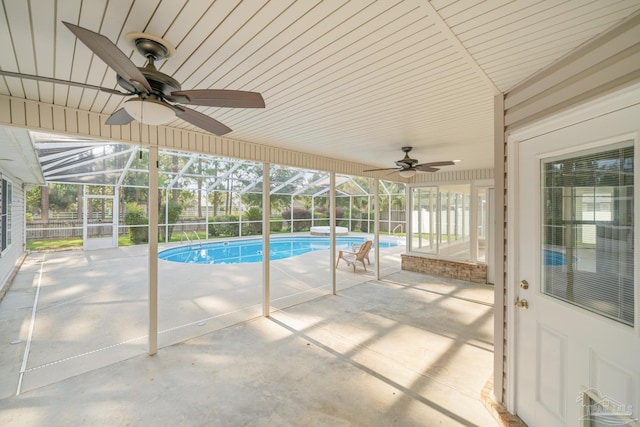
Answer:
xmin=0 ymin=243 xmax=497 ymax=426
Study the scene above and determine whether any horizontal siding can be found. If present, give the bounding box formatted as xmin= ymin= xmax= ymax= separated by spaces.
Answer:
xmin=412 ymin=168 xmax=493 ymax=183
xmin=0 ymin=171 xmax=25 ymax=290
xmin=504 ymin=11 xmax=640 ymax=132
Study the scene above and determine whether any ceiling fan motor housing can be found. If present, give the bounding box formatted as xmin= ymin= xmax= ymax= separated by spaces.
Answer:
xmin=117 ymin=32 xmax=182 ymax=97
xmin=116 ymin=67 xmax=182 ymax=98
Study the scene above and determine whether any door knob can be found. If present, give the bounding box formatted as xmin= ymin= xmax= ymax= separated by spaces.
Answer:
xmin=515 ymin=297 xmax=529 ymax=309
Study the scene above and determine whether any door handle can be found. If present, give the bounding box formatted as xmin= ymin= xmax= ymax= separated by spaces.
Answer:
xmin=515 ymin=296 xmax=529 ymax=310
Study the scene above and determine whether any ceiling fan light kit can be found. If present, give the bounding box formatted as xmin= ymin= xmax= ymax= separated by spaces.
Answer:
xmin=398 ymin=169 xmax=416 ymax=178
xmin=123 ymin=98 xmax=175 ymax=125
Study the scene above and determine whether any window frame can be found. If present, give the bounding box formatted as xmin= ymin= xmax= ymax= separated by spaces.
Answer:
xmin=407 ymin=181 xmax=488 ymax=263
xmin=1 ymin=177 xmax=12 ymax=253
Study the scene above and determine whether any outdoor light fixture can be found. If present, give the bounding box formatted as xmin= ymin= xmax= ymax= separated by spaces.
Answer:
xmin=398 ymin=169 xmax=416 ymax=178
xmin=123 ymin=98 xmax=175 ymax=125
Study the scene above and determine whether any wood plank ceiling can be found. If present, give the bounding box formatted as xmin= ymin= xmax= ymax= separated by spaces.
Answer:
xmin=1 ymin=0 xmax=638 ymax=172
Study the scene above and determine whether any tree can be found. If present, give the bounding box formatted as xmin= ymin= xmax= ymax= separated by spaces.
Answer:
xmin=26 ymin=185 xmax=42 ymax=217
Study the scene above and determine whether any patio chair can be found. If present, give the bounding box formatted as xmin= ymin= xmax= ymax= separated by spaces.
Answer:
xmin=336 ymin=240 xmax=373 ymax=272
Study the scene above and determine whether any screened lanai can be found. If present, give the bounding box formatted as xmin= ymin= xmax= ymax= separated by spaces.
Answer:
xmin=31 ymin=131 xmax=406 ymax=250
xmin=25 ymin=131 xmax=409 ymax=366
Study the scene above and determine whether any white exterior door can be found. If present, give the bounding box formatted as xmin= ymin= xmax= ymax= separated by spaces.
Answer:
xmin=512 ymin=99 xmax=640 ymax=426
xmin=83 ymin=194 xmax=118 ymax=250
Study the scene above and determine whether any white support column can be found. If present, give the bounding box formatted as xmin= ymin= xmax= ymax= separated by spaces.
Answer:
xmin=374 ymin=179 xmax=380 ymax=280
xmin=387 ymin=195 xmax=391 ymax=236
xmin=82 ymin=185 xmax=87 ymax=245
xmin=470 ymin=184 xmax=478 ymax=263
xmin=148 ymin=145 xmax=159 ymax=356
xmin=205 ymin=189 xmax=209 ymax=240
xmin=164 ymin=190 xmax=169 ymax=243
xmin=290 ymin=195 xmax=294 ymax=232
xmin=262 ymin=163 xmax=270 ymax=317
xmin=417 ymin=189 xmax=423 ymax=248
xmin=113 ymin=186 xmax=120 ymax=247
xmin=330 ymin=173 xmax=336 ymax=295
xmin=493 ymin=93 xmax=505 ymax=405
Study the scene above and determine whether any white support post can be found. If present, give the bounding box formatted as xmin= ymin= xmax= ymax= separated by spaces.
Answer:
xmin=493 ymin=93 xmax=506 ymax=406
xmin=330 ymin=173 xmax=336 ymax=295
xmin=349 ymin=196 xmax=352 ymax=231
xmin=470 ymin=184 xmax=478 ymax=263
xmin=113 ymin=186 xmax=120 ymax=247
xmin=148 ymin=145 xmax=159 ymax=356
xmin=417 ymin=188 xmax=422 ymax=248
xmin=374 ymin=179 xmax=380 ymax=280
xmin=262 ymin=163 xmax=270 ymax=317
xmin=406 ymin=184 xmax=412 ymax=254
xmin=368 ymin=194 xmax=371 ymax=231
xmin=164 ymin=190 xmax=169 ymax=243
xmin=205 ymin=189 xmax=209 ymax=240
xmin=387 ymin=195 xmax=391 ymax=236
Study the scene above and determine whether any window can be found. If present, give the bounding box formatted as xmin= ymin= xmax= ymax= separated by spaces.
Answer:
xmin=542 ymin=143 xmax=634 ymax=325
xmin=410 ymin=184 xmax=477 ymax=262
xmin=1 ymin=178 xmax=12 ymax=252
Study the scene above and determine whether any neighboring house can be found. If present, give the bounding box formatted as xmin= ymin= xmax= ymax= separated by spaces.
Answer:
xmin=0 ymin=127 xmax=44 ymax=292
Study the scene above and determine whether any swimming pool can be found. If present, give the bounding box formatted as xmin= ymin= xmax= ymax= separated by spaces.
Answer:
xmin=158 ymin=236 xmax=399 ymax=265
xmin=544 ymin=249 xmax=577 ymax=266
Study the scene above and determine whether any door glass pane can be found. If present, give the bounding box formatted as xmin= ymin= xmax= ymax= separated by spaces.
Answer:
xmin=542 ymin=143 xmax=634 ymax=325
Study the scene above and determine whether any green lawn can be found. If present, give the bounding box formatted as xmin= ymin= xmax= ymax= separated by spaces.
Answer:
xmin=27 ymin=238 xmax=84 ymax=251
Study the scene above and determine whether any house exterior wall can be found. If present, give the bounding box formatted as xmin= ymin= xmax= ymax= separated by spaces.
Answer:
xmin=0 ymin=169 xmax=26 ymax=297
xmin=412 ymin=168 xmax=493 ymax=183
xmin=496 ymin=11 xmax=640 ymax=408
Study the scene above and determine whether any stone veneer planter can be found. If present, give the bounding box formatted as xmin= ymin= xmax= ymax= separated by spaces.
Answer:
xmin=401 ymin=254 xmax=487 ymax=283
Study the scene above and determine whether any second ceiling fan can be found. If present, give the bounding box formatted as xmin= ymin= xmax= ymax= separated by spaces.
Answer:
xmin=364 ymin=146 xmax=456 ymax=177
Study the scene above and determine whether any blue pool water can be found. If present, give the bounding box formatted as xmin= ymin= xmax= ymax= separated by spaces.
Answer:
xmin=544 ymin=249 xmax=576 ymax=266
xmin=158 ymin=236 xmax=398 ymax=265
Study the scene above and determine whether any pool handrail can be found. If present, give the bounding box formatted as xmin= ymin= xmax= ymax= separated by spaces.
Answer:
xmin=190 ymin=230 xmax=202 ymax=248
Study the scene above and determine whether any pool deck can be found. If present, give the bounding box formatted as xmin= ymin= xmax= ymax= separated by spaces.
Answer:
xmin=0 ymin=235 xmax=497 ymax=426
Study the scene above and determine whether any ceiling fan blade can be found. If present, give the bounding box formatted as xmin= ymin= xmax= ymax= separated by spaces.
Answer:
xmin=0 ymin=70 xmax=129 ymax=95
xmin=174 ymin=106 xmax=232 ymax=135
xmin=415 ymin=165 xmax=440 ymax=172
xmin=171 ymin=90 xmax=265 ymax=108
xmin=416 ymin=160 xmax=456 ymax=168
xmin=363 ymin=167 xmax=402 ymax=172
xmin=63 ymin=21 xmax=152 ymax=93
xmin=105 ymin=108 xmax=134 ymax=125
